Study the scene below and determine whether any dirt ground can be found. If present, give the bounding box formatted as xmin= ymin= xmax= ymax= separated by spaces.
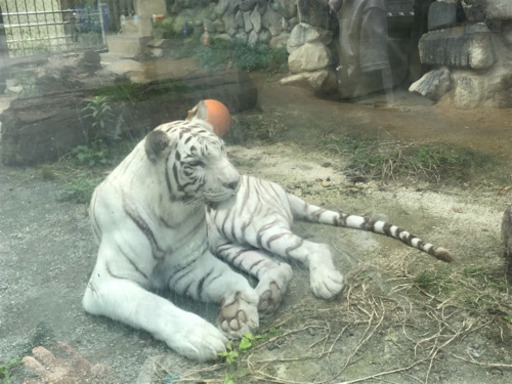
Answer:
xmin=1 ymin=75 xmax=512 ymax=384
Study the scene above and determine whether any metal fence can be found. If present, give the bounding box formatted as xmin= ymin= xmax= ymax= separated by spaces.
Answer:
xmin=0 ymin=0 xmax=111 ymax=57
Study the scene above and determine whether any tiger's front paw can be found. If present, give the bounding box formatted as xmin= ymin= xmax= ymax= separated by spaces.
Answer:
xmin=170 ymin=315 xmax=229 ymax=361
xmin=310 ymin=268 xmax=344 ymax=300
xmin=218 ymin=291 xmax=259 ymax=337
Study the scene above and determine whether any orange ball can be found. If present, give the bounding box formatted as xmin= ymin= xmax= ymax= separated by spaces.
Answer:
xmin=203 ymin=99 xmax=231 ymax=137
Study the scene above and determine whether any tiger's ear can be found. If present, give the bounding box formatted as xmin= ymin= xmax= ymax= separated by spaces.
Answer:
xmin=186 ymin=100 xmax=208 ymax=123
xmin=145 ymin=130 xmax=171 ymax=162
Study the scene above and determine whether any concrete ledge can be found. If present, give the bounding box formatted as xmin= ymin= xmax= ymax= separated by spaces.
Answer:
xmin=106 ymin=35 xmax=153 ymax=58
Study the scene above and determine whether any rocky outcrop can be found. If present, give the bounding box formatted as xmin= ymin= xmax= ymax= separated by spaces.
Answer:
xmin=279 ymin=23 xmax=337 ymax=94
xmin=411 ymin=0 xmax=512 ymax=109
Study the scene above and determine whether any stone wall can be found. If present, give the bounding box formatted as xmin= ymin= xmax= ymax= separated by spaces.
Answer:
xmin=160 ymin=0 xmax=340 ymax=93
xmin=410 ymin=0 xmax=512 ymax=108
xmin=163 ymin=0 xmax=298 ymax=48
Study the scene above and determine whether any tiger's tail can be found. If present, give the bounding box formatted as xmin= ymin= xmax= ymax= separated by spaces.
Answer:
xmin=287 ymin=193 xmax=452 ymax=262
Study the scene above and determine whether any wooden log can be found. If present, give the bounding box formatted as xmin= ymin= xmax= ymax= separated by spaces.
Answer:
xmin=0 ymin=68 xmax=257 ymax=166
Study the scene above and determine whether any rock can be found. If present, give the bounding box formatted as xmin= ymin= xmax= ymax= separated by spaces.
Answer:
xmin=287 ymin=23 xmax=333 ymax=54
xmin=149 ymin=48 xmax=164 ymax=58
xmin=279 ymin=69 xmax=338 ymax=94
xmin=419 ymin=24 xmax=496 ymax=69
xmin=485 ymin=0 xmax=512 ymax=20
xmin=223 ymin=10 xmax=244 ymax=36
xmin=239 ymin=0 xmax=257 ymax=12
xmin=234 ymin=30 xmax=249 ymax=42
xmin=297 ymin=0 xmax=330 ymax=29
xmin=503 ymin=21 xmax=512 ymax=44
xmin=259 ymin=29 xmax=272 ymax=44
xmin=428 ymin=1 xmax=457 ymax=30
xmin=270 ymin=32 xmax=290 ymax=49
xmin=216 ymin=0 xmax=231 ymax=16
xmin=147 ymin=39 xmax=172 ymax=49
xmin=35 ymin=51 xmax=117 ymax=94
xmin=107 ymin=59 xmax=143 ymax=76
xmin=288 ymin=17 xmax=299 ymax=31
xmin=461 ymin=0 xmax=486 ymax=22
xmin=262 ymin=5 xmax=284 ymax=36
xmin=409 ymin=67 xmax=452 ymax=101
xmin=248 ymin=30 xmax=259 ymax=45
xmin=243 ymin=11 xmax=253 ymax=33
xmin=451 ymin=70 xmax=484 ymax=109
xmin=271 ymin=0 xmax=298 ymax=19
xmin=288 ymin=43 xmax=332 ymax=73
xmin=250 ymin=6 xmax=262 ymax=33
xmin=212 ymin=19 xmax=225 ymax=33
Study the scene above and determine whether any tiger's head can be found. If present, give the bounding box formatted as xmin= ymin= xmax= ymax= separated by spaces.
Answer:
xmin=144 ymin=120 xmax=240 ymax=204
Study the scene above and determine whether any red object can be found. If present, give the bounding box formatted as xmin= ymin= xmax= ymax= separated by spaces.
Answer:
xmin=204 ymin=99 xmax=231 ymax=137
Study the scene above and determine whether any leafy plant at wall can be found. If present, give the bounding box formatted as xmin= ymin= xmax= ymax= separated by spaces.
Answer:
xmin=195 ymin=38 xmax=288 ymax=72
xmin=81 ymin=96 xmax=113 ymax=144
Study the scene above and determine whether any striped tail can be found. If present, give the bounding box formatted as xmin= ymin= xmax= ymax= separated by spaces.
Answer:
xmin=288 ymin=194 xmax=452 ymax=262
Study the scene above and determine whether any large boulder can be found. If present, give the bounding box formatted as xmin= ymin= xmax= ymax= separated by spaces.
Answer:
xmin=419 ymin=24 xmax=496 ymax=69
xmin=451 ymin=63 xmax=512 ymax=108
xmin=288 ymin=43 xmax=332 ymax=73
xmin=484 ymin=0 xmax=512 ymax=19
xmin=279 ymin=69 xmax=338 ymax=94
xmin=287 ymin=23 xmax=332 ymax=54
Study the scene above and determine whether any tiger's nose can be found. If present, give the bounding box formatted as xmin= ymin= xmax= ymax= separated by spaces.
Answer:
xmin=223 ymin=179 xmax=240 ymax=191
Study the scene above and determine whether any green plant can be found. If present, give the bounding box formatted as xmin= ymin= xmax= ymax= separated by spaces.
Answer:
xmin=81 ymin=96 xmax=113 ymax=143
xmin=217 ymin=333 xmax=263 ymax=383
xmin=414 ymin=271 xmax=438 ymax=293
xmin=71 ymin=143 xmax=108 ymax=167
xmin=0 ymin=358 xmax=21 ymax=384
xmin=57 ymin=172 xmax=104 ymax=204
xmin=195 ymin=39 xmax=288 ymax=72
xmin=414 ymin=270 xmax=456 ymax=296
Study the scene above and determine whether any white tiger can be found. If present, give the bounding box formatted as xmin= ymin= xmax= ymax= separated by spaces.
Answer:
xmin=187 ymin=100 xmax=452 ymax=315
xmin=83 ymin=117 xmax=260 ymax=361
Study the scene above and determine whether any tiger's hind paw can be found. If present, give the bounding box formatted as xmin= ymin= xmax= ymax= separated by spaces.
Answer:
xmin=257 ymin=282 xmax=283 ymax=315
xmin=310 ymin=268 xmax=344 ymax=300
xmin=255 ymin=263 xmax=292 ymax=315
xmin=218 ymin=291 xmax=259 ymax=337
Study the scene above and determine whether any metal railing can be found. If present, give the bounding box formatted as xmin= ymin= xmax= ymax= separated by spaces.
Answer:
xmin=0 ymin=0 xmax=108 ymax=58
